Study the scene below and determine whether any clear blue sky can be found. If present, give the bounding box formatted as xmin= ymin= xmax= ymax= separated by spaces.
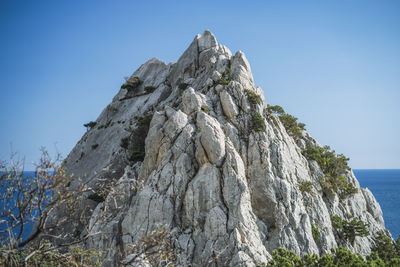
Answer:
xmin=0 ymin=0 xmax=399 ymax=170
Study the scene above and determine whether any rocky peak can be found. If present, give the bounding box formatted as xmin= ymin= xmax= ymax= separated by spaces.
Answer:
xmin=60 ymin=31 xmax=387 ymax=266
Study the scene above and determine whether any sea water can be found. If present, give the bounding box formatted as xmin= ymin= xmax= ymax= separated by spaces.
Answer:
xmin=354 ymin=169 xmax=400 ymax=240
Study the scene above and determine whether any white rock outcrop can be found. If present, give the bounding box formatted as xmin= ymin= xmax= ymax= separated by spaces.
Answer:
xmin=57 ymin=30 xmax=387 ymax=266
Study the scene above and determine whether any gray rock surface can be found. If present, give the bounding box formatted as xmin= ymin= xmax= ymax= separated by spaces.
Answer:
xmin=58 ymin=30 xmax=387 ymax=266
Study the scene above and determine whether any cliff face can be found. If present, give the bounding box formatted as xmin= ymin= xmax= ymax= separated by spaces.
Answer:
xmin=62 ymin=31 xmax=386 ymax=266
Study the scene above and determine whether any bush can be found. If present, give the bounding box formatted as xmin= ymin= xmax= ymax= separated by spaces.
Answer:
xmin=251 ymin=112 xmax=265 ymax=132
xmin=218 ymin=67 xmax=232 ymax=85
xmin=371 ymin=230 xmax=400 ymax=263
xmin=331 ymin=215 xmax=343 ymax=229
xmin=201 ymin=106 xmax=210 ymax=113
xmin=311 ymin=224 xmax=320 ymax=242
xmin=267 ymin=246 xmax=397 ymax=266
xmin=83 ymin=121 xmax=97 ymax=131
xmin=244 ymin=89 xmax=261 ymax=105
xmin=266 ymin=105 xmax=285 ymax=116
xmin=121 ymin=76 xmax=141 ymax=90
xmin=330 ymin=215 xmax=369 ymax=243
xmin=91 ymin=144 xmax=99 ymax=150
xmin=342 ymin=219 xmax=369 ymax=242
xmin=121 ymin=114 xmax=153 ymax=162
xmin=265 ymin=105 xmax=305 ymax=138
xmin=299 ymin=181 xmax=313 ymax=194
xmin=279 ymin=114 xmax=305 ymax=138
xmin=303 ymin=145 xmax=357 ymax=198
xmin=144 ymin=86 xmax=156 ymax=94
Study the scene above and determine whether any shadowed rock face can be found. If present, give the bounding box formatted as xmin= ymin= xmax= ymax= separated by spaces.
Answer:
xmin=60 ymin=30 xmax=386 ymax=266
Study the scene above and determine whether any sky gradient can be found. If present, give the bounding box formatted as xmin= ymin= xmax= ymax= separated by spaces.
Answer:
xmin=0 ymin=0 xmax=399 ymax=170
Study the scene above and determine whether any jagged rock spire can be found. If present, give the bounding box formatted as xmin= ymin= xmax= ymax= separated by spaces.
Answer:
xmin=60 ymin=31 xmax=387 ymax=266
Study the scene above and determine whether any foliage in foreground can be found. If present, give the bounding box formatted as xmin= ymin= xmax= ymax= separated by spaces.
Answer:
xmin=0 ymin=241 xmax=102 ymax=267
xmin=266 ymin=245 xmax=400 ymax=267
xmin=0 ymin=150 xmax=103 ymax=266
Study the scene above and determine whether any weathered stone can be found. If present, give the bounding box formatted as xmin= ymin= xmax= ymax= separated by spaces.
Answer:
xmin=56 ymin=30 xmax=388 ymax=267
xmin=220 ymin=90 xmax=239 ymax=121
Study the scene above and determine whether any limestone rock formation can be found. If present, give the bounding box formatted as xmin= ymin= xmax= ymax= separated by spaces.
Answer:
xmin=60 ymin=30 xmax=387 ymax=266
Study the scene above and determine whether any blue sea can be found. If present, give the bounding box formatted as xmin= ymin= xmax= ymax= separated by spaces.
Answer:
xmin=354 ymin=169 xmax=400 ymax=240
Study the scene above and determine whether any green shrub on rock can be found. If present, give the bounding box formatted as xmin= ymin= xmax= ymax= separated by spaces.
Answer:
xmin=303 ymin=145 xmax=357 ymax=198
xmin=330 ymin=215 xmax=369 ymax=243
xmin=266 ymin=246 xmax=398 ymax=266
xmin=201 ymin=106 xmax=210 ymax=113
xmin=121 ymin=76 xmax=142 ymax=91
xmin=251 ymin=112 xmax=265 ymax=132
xmin=371 ymin=230 xmax=400 ymax=263
xmin=121 ymin=114 xmax=153 ymax=163
xmin=218 ymin=67 xmax=232 ymax=85
xmin=83 ymin=121 xmax=97 ymax=131
xmin=279 ymin=114 xmax=305 ymax=138
xmin=265 ymin=105 xmax=305 ymax=138
xmin=299 ymin=181 xmax=313 ymax=194
xmin=311 ymin=224 xmax=320 ymax=242
xmin=244 ymin=89 xmax=261 ymax=105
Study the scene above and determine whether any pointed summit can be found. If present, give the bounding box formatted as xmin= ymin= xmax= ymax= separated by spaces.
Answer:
xmin=52 ymin=31 xmax=388 ymax=266
xmin=198 ymin=30 xmax=218 ymax=52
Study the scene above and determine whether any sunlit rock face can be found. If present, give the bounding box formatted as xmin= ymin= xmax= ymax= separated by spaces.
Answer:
xmin=61 ymin=30 xmax=386 ymax=266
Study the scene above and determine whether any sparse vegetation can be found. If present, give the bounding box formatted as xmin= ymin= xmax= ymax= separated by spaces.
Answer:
xmin=266 ymin=105 xmax=285 ymax=115
xmin=83 ymin=121 xmax=97 ymax=131
xmin=266 ymin=246 xmax=399 ymax=266
xmin=299 ymin=181 xmax=313 ymax=194
xmin=251 ymin=112 xmax=265 ymax=132
xmin=121 ymin=76 xmax=141 ymax=91
xmin=0 ymin=150 xmax=103 ymax=266
xmin=121 ymin=114 xmax=153 ymax=163
xmin=303 ymin=145 xmax=357 ymax=198
xmin=91 ymin=144 xmax=99 ymax=150
xmin=279 ymin=114 xmax=306 ymax=137
xmin=371 ymin=230 xmax=400 ymax=264
xmin=330 ymin=215 xmax=369 ymax=243
xmin=311 ymin=224 xmax=320 ymax=242
xmin=201 ymin=105 xmax=210 ymax=113
xmin=265 ymin=105 xmax=305 ymax=138
xmin=126 ymin=226 xmax=176 ymax=266
xmin=218 ymin=67 xmax=232 ymax=85
xmin=244 ymin=89 xmax=261 ymax=105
